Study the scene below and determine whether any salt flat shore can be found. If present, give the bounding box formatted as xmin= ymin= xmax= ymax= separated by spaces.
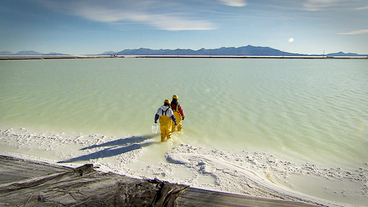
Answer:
xmin=1 ymin=55 xmax=367 ymax=60
xmin=1 ymin=127 xmax=366 ymax=206
xmin=0 ymin=155 xmax=320 ymax=207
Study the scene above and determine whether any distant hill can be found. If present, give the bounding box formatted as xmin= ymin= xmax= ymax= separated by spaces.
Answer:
xmin=114 ymin=45 xmax=305 ymax=56
xmin=0 ymin=50 xmax=68 ymax=55
xmin=0 ymin=51 xmax=13 ymax=55
xmin=44 ymin=52 xmax=69 ymax=55
xmin=1 ymin=46 xmax=367 ymax=56
xmin=15 ymin=50 xmax=43 ymax=55
xmin=101 ymin=51 xmax=118 ymax=55
xmin=113 ymin=46 xmax=367 ymax=56
xmin=326 ymin=51 xmax=364 ymax=56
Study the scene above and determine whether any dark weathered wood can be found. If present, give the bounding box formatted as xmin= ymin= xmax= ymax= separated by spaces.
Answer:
xmin=0 ymin=155 xmax=70 ymax=184
xmin=176 ymin=188 xmax=317 ymax=207
xmin=0 ymin=156 xmax=188 ymax=206
xmin=0 ymin=155 xmax=317 ymax=207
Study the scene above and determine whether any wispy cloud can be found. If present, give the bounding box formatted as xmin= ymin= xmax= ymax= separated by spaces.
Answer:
xmin=338 ymin=29 xmax=368 ymax=35
xmin=355 ymin=5 xmax=368 ymax=10
xmin=129 ymin=13 xmax=216 ymax=31
xmin=74 ymin=5 xmax=216 ymax=30
xmin=303 ymin=0 xmax=342 ymax=11
xmin=219 ymin=0 xmax=247 ymax=7
xmin=33 ymin=0 xmax=217 ymax=31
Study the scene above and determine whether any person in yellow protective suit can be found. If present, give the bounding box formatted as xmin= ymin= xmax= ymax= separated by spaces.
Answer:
xmin=155 ymin=99 xmax=177 ymax=142
xmin=171 ymin=95 xmax=185 ymax=132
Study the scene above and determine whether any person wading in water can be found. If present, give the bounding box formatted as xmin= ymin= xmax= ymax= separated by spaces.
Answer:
xmin=155 ymin=99 xmax=177 ymax=142
xmin=170 ymin=94 xmax=185 ymax=132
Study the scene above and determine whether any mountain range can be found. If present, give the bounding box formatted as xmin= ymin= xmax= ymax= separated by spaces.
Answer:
xmin=0 ymin=50 xmax=67 ymax=56
xmin=1 ymin=46 xmax=367 ymax=56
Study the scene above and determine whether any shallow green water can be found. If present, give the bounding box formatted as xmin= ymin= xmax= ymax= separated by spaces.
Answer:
xmin=0 ymin=58 xmax=367 ymax=169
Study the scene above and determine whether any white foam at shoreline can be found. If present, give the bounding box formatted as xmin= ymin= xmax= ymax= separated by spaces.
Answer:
xmin=1 ymin=128 xmax=367 ymax=206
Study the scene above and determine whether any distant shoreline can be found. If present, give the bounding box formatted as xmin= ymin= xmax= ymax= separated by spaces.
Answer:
xmin=1 ymin=55 xmax=367 ymax=60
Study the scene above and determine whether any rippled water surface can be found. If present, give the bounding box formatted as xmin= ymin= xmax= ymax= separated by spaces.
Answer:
xmin=1 ymin=58 xmax=367 ymax=169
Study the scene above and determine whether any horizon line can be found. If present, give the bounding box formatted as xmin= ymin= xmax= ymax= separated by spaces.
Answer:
xmin=1 ymin=45 xmax=367 ymax=56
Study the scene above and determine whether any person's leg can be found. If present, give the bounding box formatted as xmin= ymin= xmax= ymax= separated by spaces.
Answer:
xmin=171 ymin=120 xmax=176 ymax=132
xmin=160 ymin=124 xmax=166 ymax=142
xmin=173 ymin=112 xmax=182 ymax=132
xmin=167 ymin=122 xmax=172 ymax=139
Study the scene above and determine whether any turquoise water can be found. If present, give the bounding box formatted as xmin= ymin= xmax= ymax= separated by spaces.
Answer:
xmin=0 ymin=58 xmax=367 ymax=169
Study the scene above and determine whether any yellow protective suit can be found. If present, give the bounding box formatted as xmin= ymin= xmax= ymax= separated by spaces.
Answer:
xmin=159 ymin=115 xmax=173 ymax=142
xmin=172 ymin=111 xmax=182 ymax=132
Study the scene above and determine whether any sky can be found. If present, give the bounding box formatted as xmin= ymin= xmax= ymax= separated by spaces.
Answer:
xmin=1 ymin=0 xmax=367 ymax=55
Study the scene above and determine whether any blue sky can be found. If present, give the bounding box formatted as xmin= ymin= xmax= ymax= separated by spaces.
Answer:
xmin=1 ymin=0 xmax=367 ymax=55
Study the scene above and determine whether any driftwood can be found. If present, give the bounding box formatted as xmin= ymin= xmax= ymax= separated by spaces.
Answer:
xmin=0 ymin=156 xmax=316 ymax=206
xmin=0 ymin=156 xmax=188 ymax=206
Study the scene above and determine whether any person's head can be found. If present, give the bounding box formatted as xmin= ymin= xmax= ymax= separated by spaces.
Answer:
xmin=172 ymin=94 xmax=178 ymax=104
xmin=164 ymin=99 xmax=170 ymax=107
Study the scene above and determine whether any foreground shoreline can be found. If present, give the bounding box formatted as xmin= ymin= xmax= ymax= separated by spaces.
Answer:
xmin=1 ymin=55 xmax=368 ymax=60
xmin=1 ymin=127 xmax=366 ymax=206
xmin=0 ymin=155 xmax=318 ymax=206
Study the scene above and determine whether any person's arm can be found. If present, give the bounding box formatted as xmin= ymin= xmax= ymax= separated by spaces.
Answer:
xmin=178 ymin=104 xmax=185 ymax=120
xmin=154 ymin=114 xmax=159 ymax=123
